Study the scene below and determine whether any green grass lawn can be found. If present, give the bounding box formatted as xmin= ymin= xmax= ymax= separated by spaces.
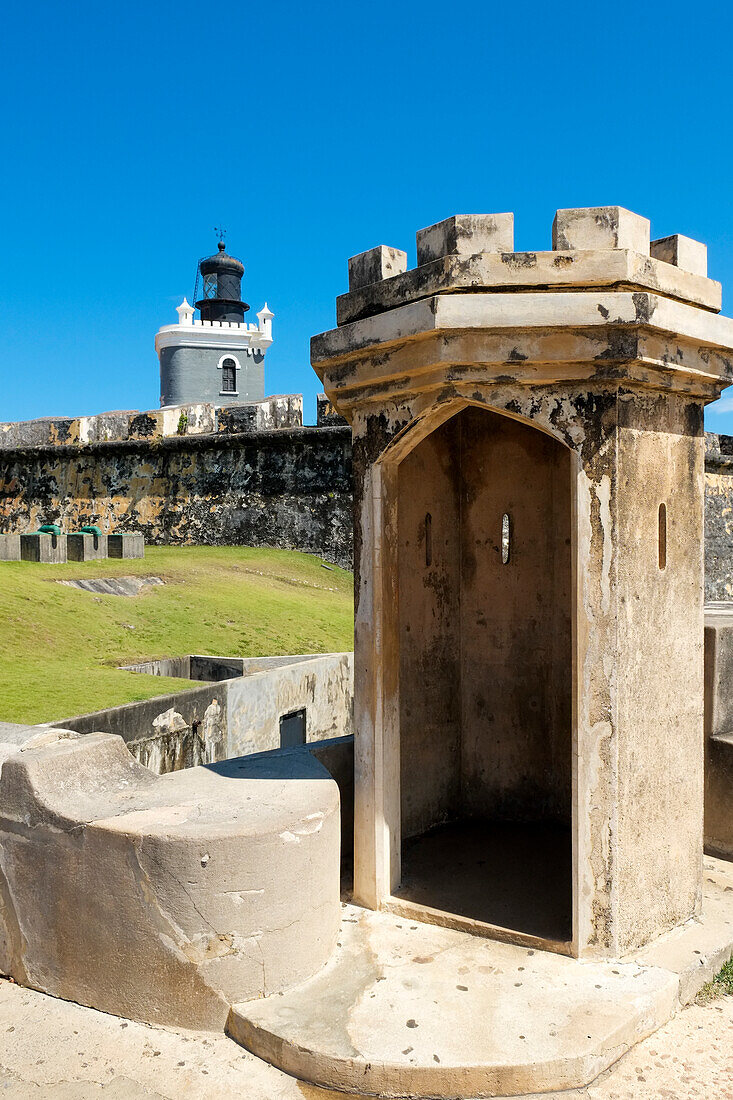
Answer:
xmin=0 ymin=546 xmax=353 ymax=725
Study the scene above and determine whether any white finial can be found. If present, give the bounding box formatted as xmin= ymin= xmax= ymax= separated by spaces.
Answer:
xmin=176 ymin=298 xmax=195 ymax=326
xmin=256 ymin=303 xmax=274 ymax=344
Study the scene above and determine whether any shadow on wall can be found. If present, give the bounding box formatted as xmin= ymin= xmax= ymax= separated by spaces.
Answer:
xmin=704 ymin=606 xmax=733 ymax=860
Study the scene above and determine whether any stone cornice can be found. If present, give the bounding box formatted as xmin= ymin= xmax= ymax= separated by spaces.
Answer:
xmin=313 ymin=290 xmax=733 ymax=409
xmin=336 ymin=249 xmax=722 ymax=326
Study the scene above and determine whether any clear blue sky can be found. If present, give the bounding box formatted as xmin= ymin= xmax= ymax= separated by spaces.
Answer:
xmin=3 ymin=1 xmax=733 ymax=428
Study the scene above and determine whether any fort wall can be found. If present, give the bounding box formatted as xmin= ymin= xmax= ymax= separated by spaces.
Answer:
xmin=46 ymin=652 xmax=354 ymax=775
xmin=0 ymin=423 xmax=353 ymax=568
xmin=3 ymin=408 xmax=733 ymax=590
xmin=704 ymin=433 xmax=733 ymax=600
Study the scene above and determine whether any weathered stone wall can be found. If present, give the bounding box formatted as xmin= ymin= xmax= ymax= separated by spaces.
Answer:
xmin=0 ymin=394 xmax=302 ymax=448
xmin=226 ymin=652 xmax=353 ymax=758
xmin=0 ymin=426 xmax=353 ymax=568
xmin=705 ymin=433 xmax=733 ymax=601
xmin=703 ymin=606 xmax=733 ymax=860
xmin=4 ymin=422 xmax=733 ymax=583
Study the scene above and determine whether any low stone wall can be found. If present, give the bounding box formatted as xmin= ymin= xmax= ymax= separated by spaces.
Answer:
xmin=48 ymin=680 xmax=224 ymax=772
xmin=227 ymin=653 xmax=353 ymax=757
xmin=47 ymin=652 xmax=353 ymax=775
xmin=0 ymin=426 xmax=353 ymax=569
xmin=0 ymin=395 xmax=303 ymax=449
xmin=0 ymin=724 xmax=342 ymax=1030
xmin=121 ymin=656 xmax=193 ymax=678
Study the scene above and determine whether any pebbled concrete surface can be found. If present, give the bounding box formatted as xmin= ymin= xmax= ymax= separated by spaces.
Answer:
xmin=2 ymin=977 xmax=732 ymax=1099
xmin=0 ymin=980 xmax=328 ymax=1100
xmin=228 ymin=858 xmax=733 ymax=1098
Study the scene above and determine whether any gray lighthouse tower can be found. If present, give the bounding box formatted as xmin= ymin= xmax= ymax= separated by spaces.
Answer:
xmin=156 ymin=240 xmax=274 ymax=407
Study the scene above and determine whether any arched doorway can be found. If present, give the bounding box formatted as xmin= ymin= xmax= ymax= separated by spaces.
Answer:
xmin=393 ymin=405 xmax=573 ymax=947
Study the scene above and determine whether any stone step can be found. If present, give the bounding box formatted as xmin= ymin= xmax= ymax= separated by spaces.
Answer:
xmin=228 ymin=905 xmax=681 ymax=1098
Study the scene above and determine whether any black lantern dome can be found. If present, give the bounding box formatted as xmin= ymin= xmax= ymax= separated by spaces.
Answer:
xmin=195 ymin=241 xmax=250 ymax=323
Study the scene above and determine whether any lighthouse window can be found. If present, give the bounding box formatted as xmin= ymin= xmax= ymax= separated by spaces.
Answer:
xmin=221 ymin=358 xmax=237 ymax=392
xmin=203 ymin=273 xmax=217 ymax=299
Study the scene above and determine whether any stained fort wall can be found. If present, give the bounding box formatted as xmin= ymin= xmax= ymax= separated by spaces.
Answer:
xmin=2 ymin=401 xmax=733 ymax=590
xmin=0 ymin=407 xmax=352 ymax=568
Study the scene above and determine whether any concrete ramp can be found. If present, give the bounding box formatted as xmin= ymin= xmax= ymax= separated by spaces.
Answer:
xmin=58 ymin=574 xmax=163 ymax=596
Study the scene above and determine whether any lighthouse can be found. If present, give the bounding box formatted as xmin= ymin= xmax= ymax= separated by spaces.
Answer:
xmin=155 ymin=239 xmax=274 ymax=407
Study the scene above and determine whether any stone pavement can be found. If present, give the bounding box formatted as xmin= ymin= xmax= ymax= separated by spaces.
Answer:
xmin=1 ymin=978 xmax=731 ymax=1098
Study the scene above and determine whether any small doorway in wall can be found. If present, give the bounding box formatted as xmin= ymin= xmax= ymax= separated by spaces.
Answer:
xmin=392 ymin=405 xmax=573 ymax=949
xmin=280 ymin=708 xmax=307 ymax=749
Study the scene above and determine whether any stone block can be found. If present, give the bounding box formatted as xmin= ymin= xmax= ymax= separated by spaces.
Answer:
xmin=553 ymin=206 xmax=650 ymax=254
xmin=335 ymin=245 xmax=722 ymax=326
xmin=20 ymin=533 xmax=67 ymax=563
xmin=0 ymin=417 xmax=78 ymax=449
xmin=107 ymin=533 xmax=145 ymax=559
xmin=0 ymin=534 xmax=21 ymax=561
xmin=67 ymin=532 xmax=108 ymax=562
xmin=216 ymin=395 xmax=302 ymax=434
xmin=416 ymin=213 xmax=514 ymax=266
xmin=317 ymin=393 xmax=347 ymax=427
xmin=160 ymin=403 xmax=217 ymax=437
xmin=128 ymin=411 xmax=162 ymax=439
xmin=78 ymin=411 xmax=134 ymax=445
xmin=348 ymin=246 xmax=407 ymax=291
xmin=651 ymin=234 xmax=707 ymax=277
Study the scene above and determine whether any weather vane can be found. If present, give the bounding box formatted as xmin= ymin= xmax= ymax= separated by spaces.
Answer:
xmin=214 ymin=225 xmax=226 ymax=245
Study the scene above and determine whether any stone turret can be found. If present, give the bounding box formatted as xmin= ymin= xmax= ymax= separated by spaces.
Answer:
xmin=312 ymin=205 xmax=733 ymax=959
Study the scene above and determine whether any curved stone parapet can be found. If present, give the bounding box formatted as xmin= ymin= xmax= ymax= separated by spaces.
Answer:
xmin=0 ymin=727 xmax=340 ymax=1031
